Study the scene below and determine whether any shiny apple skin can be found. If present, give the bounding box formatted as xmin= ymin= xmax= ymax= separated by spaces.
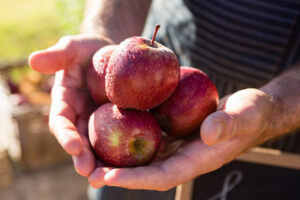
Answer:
xmin=152 ymin=66 xmax=219 ymax=137
xmin=106 ymin=37 xmax=180 ymax=110
xmin=89 ymin=103 xmax=162 ymax=167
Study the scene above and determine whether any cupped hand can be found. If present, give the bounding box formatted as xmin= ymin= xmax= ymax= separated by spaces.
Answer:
xmin=28 ymin=34 xmax=113 ymax=177
xmin=88 ymin=88 xmax=276 ymax=191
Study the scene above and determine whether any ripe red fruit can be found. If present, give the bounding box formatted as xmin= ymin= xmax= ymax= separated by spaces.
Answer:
xmin=105 ymin=26 xmax=180 ymax=110
xmin=152 ymin=66 xmax=219 ymax=137
xmin=88 ymin=103 xmax=162 ymax=167
xmin=87 ymin=45 xmax=117 ymax=106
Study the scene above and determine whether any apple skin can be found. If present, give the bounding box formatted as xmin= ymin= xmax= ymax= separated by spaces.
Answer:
xmin=87 ymin=45 xmax=117 ymax=106
xmin=151 ymin=66 xmax=219 ymax=137
xmin=88 ymin=102 xmax=162 ymax=167
xmin=105 ymin=37 xmax=180 ymax=110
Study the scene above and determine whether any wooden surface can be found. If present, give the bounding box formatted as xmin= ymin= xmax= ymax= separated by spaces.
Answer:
xmin=175 ymin=180 xmax=194 ymax=200
xmin=175 ymin=147 xmax=300 ymax=200
xmin=236 ymin=147 xmax=300 ymax=170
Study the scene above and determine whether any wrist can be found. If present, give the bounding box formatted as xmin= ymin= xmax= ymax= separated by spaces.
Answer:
xmin=257 ymin=88 xmax=283 ymax=144
xmin=75 ymin=32 xmax=115 ymax=45
xmin=80 ymin=23 xmax=124 ymax=44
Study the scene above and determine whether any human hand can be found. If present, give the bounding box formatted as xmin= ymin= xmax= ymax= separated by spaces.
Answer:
xmin=28 ymin=34 xmax=113 ymax=177
xmin=88 ymin=88 xmax=276 ymax=190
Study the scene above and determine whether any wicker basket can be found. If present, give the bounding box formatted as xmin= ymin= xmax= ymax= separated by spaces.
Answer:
xmin=13 ymin=105 xmax=71 ymax=170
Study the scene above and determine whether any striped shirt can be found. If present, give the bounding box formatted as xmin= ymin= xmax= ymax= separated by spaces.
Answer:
xmin=143 ymin=0 xmax=300 ymax=153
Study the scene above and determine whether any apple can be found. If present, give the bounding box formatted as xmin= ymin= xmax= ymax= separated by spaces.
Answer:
xmin=87 ymin=45 xmax=117 ymax=106
xmin=151 ymin=66 xmax=219 ymax=137
xmin=88 ymin=102 xmax=162 ymax=167
xmin=105 ymin=25 xmax=180 ymax=110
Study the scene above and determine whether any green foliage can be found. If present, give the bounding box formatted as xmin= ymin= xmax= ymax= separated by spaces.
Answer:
xmin=0 ymin=0 xmax=84 ymax=60
xmin=55 ymin=0 xmax=85 ymax=35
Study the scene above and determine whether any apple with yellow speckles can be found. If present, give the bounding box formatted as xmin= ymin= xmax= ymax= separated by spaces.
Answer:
xmin=105 ymin=25 xmax=180 ymax=110
xmin=88 ymin=102 xmax=162 ymax=167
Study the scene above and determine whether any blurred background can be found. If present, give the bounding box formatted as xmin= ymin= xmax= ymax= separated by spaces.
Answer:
xmin=1 ymin=1 xmax=300 ymax=200
xmin=0 ymin=0 xmax=89 ymax=199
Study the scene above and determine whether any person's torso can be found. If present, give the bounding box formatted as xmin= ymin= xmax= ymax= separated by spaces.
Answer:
xmin=144 ymin=0 xmax=300 ymax=96
xmin=143 ymin=0 xmax=300 ymax=153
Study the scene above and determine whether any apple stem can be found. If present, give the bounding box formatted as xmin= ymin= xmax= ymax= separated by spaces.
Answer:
xmin=150 ymin=25 xmax=160 ymax=47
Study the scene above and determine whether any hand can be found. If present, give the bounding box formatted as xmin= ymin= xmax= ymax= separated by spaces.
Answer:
xmin=28 ymin=34 xmax=113 ymax=176
xmin=88 ymin=88 xmax=276 ymax=191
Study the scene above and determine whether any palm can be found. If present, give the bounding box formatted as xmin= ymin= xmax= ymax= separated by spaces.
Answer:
xmin=89 ymin=89 xmax=273 ymax=190
xmin=29 ymin=35 xmax=112 ymax=176
xmin=97 ymin=139 xmax=246 ymax=190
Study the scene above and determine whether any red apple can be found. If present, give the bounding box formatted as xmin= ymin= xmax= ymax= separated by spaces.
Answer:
xmin=105 ymin=25 xmax=180 ymax=110
xmin=87 ymin=45 xmax=117 ymax=105
xmin=151 ymin=66 xmax=219 ymax=137
xmin=88 ymin=102 xmax=162 ymax=167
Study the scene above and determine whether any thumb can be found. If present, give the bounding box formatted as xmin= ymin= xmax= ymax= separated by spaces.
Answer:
xmin=200 ymin=111 xmax=239 ymax=146
xmin=28 ymin=36 xmax=77 ymax=74
xmin=200 ymin=89 xmax=271 ymax=146
xmin=28 ymin=35 xmax=113 ymax=74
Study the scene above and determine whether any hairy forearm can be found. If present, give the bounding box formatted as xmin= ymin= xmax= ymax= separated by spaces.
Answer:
xmin=81 ymin=0 xmax=152 ymax=43
xmin=260 ymin=63 xmax=300 ymax=141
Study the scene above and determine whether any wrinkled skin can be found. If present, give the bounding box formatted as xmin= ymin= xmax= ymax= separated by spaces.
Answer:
xmin=29 ymin=35 xmax=276 ymax=191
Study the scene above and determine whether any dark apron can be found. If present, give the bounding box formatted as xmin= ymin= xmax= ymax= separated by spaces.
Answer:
xmin=90 ymin=0 xmax=300 ymax=199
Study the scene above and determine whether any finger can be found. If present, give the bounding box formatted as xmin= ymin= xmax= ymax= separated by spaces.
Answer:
xmin=28 ymin=35 xmax=113 ymax=74
xmin=103 ymin=138 xmax=247 ymax=191
xmin=104 ymin=143 xmax=200 ymax=191
xmin=72 ymin=117 xmax=96 ymax=177
xmin=104 ymin=166 xmax=169 ymax=191
xmin=217 ymin=94 xmax=230 ymax=110
xmin=28 ymin=37 xmax=76 ymax=74
xmin=88 ymin=162 xmax=113 ymax=188
xmin=200 ymin=111 xmax=237 ymax=146
xmin=49 ymin=86 xmax=83 ymax=155
xmin=104 ymin=139 xmax=214 ymax=191
xmin=201 ymin=89 xmax=271 ymax=146
xmin=88 ymin=168 xmax=107 ymax=188
xmin=72 ymin=135 xmax=95 ymax=177
xmin=50 ymin=114 xmax=83 ymax=155
xmin=72 ymin=146 xmax=96 ymax=177
xmin=49 ymin=73 xmax=94 ymax=155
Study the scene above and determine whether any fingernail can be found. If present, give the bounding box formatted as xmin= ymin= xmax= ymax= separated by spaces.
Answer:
xmin=214 ymin=120 xmax=223 ymax=143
